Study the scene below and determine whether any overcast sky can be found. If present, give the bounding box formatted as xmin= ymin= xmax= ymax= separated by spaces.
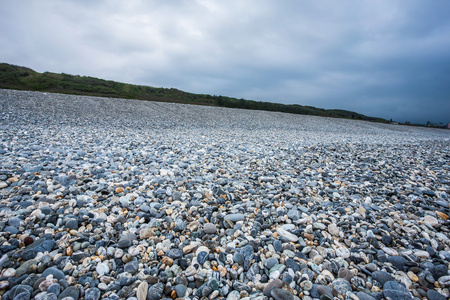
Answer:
xmin=1 ymin=1 xmax=449 ymax=124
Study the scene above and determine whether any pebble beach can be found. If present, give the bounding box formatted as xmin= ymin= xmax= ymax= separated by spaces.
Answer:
xmin=0 ymin=88 xmax=449 ymax=300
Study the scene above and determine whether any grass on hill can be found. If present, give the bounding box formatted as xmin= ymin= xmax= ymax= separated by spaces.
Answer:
xmin=0 ymin=63 xmax=388 ymax=122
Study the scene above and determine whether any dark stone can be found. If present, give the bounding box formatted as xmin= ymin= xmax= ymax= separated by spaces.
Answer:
xmin=246 ymin=263 xmax=260 ymax=281
xmin=124 ymin=261 xmax=139 ymax=274
xmin=310 ymin=284 xmax=320 ymax=298
xmin=3 ymin=226 xmax=19 ymax=234
xmin=233 ymin=252 xmax=244 ymax=266
xmin=331 ymin=279 xmax=352 ymax=296
xmin=47 ymin=283 xmax=61 ymax=296
xmin=241 ymin=244 xmax=254 ymax=270
xmin=367 ymin=236 xmax=380 ymax=248
xmin=118 ymin=276 xmax=136 ymax=286
xmin=430 ymin=265 xmax=448 ymax=280
xmin=356 ymin=292 xmax=377 ymax=300
xmin=387 ymin=256 xmax=407 ymax=270
xmin=21 ymin=249 xmax=37 ymax=260
xmin=65 ymin=219 xmax=78 ymax=230
xmin=273 ymin=240 xmax=282 ymax=252
xmin=338 ymin=268 xmax=354 ymax=281
xmin=25 ymin=238 xmax=55 ymax=253
xmin=147 ymin=283 xmax=164 ymax=300
xmin=11 ymin=291 xmax=30 ymax=300
xmin=372 ymin=270 xmax=394 ymax=285
xmin=207 ymin=278 xmax=219 ymax=290
xmin=42 ymin=267 xmax=65 ymax=281
xmin=2 ymin=284 xmax=33 ymax=300
xmin=166 ymin=248 xmax=183 ymax=259
xmin=271 ymin=288 xmax=294 ymax=300
xmin=117 ymin=239 xmax=132 ymax=249
xmin=58 ymin=286 xmax=80 ymax=300
xmin=232 ymin=281 xmax=251 ymax=292
xmin=71 ymin=252 xmax=88 ymax=263
xmin=383 ymin=281 xmax=412 ymax=300
xmin=263 ymin=279 xmax=283 ymax=295
xmin=174 ymin=284 xmax=187 ymax=298
xmin=197 ymin=251 xmax=208 ymax=265
xmin=285 ymin=258 xmax=300 ymax=272
xmin=427 ymin=289 xmax=446 ymax=300
xmin=376 ymin=250 xmax=387 ymax=263
xmin=317 ymin=285 xmax=333 ymax=298
xmin=264 ymin=257 xmax=278 ymax=270
xmin=118 ymin=286 xmax=134 ymax=298
xmin=201 ymin=285 xmax=213 ymax=297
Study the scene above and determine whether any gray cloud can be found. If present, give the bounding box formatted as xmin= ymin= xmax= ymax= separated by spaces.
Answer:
xmin=1 ymin=0 xmax=449 ymax=124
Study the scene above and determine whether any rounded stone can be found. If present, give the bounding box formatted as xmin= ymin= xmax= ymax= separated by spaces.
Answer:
xmin=271 ymin=288 xmax=294 ymax=300
xmin=203 ymin=223 xmax=217 ymax=234
xmin=85 ymin=288 xmax=101 ymax=300
xmin=383 ymin=281 xmax=412 ymax=300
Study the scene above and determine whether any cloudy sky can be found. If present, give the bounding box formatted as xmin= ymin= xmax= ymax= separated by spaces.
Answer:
xmin=1 ymin=1 xmax=449 ymax=124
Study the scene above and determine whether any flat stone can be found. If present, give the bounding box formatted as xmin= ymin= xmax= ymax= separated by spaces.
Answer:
xmin=356 ymin=292 xmax=377 ymax=300
xmin=372 ymin=270 xmax=394 ymax=285
xmin=15 ymin=259 xmax=37 ymax=277
xmin=276 ymin=227 xmax=298 ymax=242
xmin=136 ymin=281 xmax=148 ymax=300
xmin=387 ymin=256 xmax=407 ymax=270
xmin=427 ymin=290 xmax=446 ymax=300
xmin=271 ymin=288 xmax=294 ymax=300
xmin=382 ymin=281 xmax=412 ymax=300
xmin=147 ymin=282 xmax=164 ymax=300
xmin=58 ymin=286 xmax=80 ymax=300
xmin=317 ymin=285 xmax=333 ymax=298
xmin=124 ymin=261 xmax=139 ymax=274
xmin=263 ymin=279 xmax=283 ymax=294
xmin=224 ymin=213 xmax=245 ymax=222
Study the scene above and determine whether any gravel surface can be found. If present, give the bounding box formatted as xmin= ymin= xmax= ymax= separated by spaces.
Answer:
xmin=0 ymin=89 xmax=449 ymax=300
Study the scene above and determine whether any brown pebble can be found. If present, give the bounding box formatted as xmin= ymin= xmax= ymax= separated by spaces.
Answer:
xmin=146 ymin=276 xmax=159 ymax=284
xmin=437 ymin=211 xmax=448 ymax=220
xmin=162 ymin=256 xmax=174 ymax=266
xmin=304 ymin=233 xmax=315 ymax=241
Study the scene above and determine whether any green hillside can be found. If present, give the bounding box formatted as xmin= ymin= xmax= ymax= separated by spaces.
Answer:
xmin=0 ymin=63 xmax=387 ymax=122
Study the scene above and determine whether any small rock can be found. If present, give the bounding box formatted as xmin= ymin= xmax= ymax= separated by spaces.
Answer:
xmin=383 ymin=281 xmax=412 ymax=300
xmin=271 ymin=288 xmax=294 ymax=300
xmin=203 ymin=223 xmax=217 ymax=234
xmin=136 ymin=281 xmax=148 ymax=300
xmin=84 ymin=288 xmax=101 ymax=300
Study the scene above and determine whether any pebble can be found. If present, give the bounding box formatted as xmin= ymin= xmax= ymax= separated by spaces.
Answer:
xmin=124 ymin=261 xmax=139 ymax=274
xmin=372 ymin=271 xmax=394 ymax=285
xmin=276 ymin=227 xmax=298 ymax=242
xmin=85 ymin=288 xmax=101 ymax=300
xmin=136 ymin=282 xmax=148 ymax=300
xmin=203 ymin=223 xmax=217 ymax=234
xmin=58 ymin=286 xmax=79 ymax=300
xmin=0 ymin=89 xmax=449 ymax=300
xmin=427 ymin=289 xmax=446 ymax=300
xmin=271 ymin=288 xmax=294 ymax=300
xmin=96 ymin=263 xmax=110 ymax=276
xmin=383 ymin=281 xmax=412 ymax=300
xmin=331 ymin=278 xmax=352 ymax=296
